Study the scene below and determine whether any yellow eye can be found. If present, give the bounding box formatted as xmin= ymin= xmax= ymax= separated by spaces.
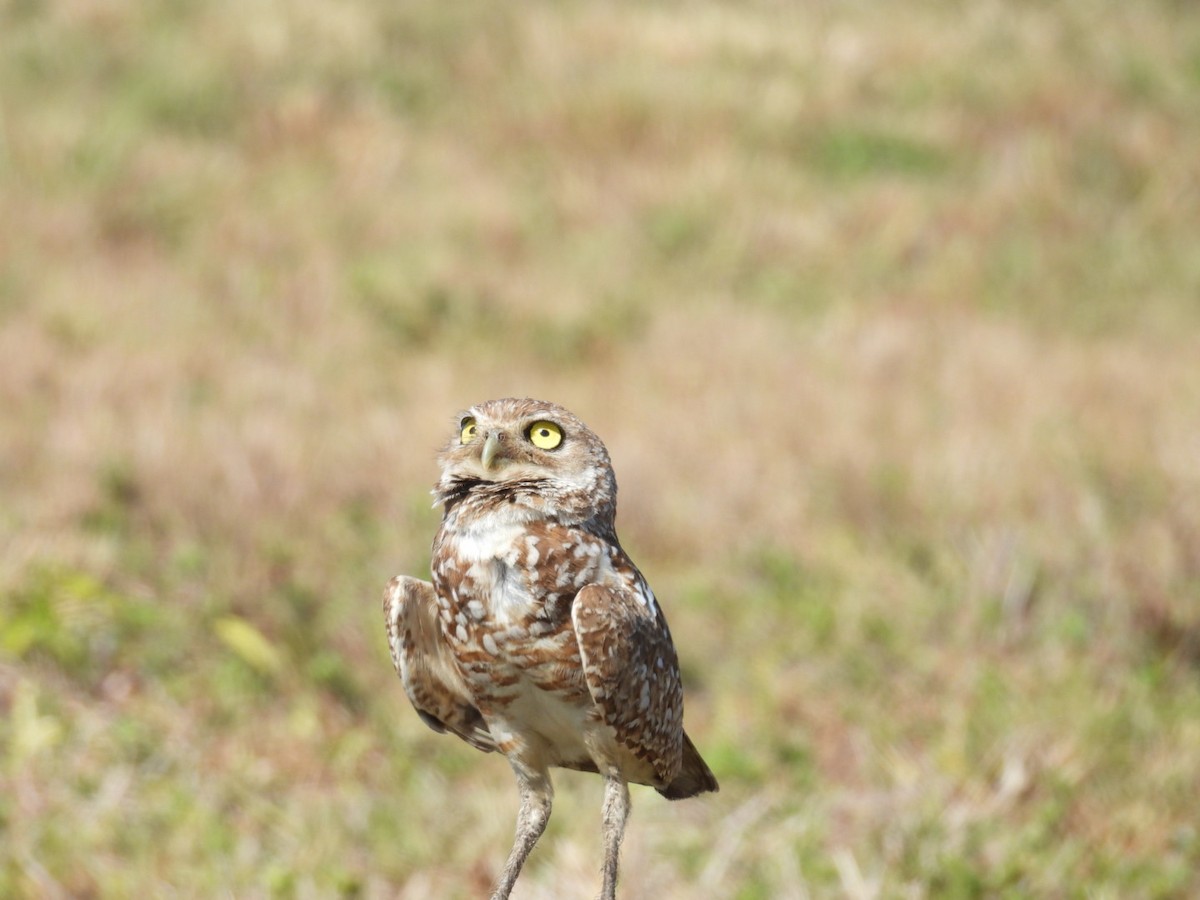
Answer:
xmin=527 ymin=420 xmax=562 ymax=450
xmin=460 ymin=417 xmax=478 ymax=444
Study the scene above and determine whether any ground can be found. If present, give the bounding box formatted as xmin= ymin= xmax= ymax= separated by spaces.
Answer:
xmin=2 ymin=0 xmax=1200 ymax=896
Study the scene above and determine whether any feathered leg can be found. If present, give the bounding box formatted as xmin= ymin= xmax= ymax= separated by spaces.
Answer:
xmin=491 ymin=764 xmax=553 ymax=900
xmin=599 ymin=775 xmax=631 ymax=900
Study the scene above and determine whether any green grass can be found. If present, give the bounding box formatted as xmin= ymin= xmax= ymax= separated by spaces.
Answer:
xmin=3 ymin=0 xmax=1200 ymax=896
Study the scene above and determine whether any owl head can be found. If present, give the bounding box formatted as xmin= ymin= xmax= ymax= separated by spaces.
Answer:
xmin=433 ymin=398 xmax=617 ymax=528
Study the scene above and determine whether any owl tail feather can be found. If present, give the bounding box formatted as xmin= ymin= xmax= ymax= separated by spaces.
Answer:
xmin=657 ymin=731 xmax=719 ymax=800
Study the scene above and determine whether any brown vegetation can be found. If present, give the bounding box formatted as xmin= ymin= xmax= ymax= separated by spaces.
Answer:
xmin=2 ymin=0 xmax=1199 ymax=896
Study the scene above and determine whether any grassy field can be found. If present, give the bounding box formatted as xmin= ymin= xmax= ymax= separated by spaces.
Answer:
xmin=3 ymin=0 xmax=1200 ymax=896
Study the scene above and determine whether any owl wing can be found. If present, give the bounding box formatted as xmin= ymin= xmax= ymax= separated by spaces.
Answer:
xmin=383 ymin=575 xmax=496 ymax=754
xmin=571 ymin=583 xmax=685 ymax=786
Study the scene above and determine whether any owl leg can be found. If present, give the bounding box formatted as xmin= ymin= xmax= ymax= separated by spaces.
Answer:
xmin=599 ymin=775 xmax=631 ymax=900
xmin=491 ymin=763 xmax=553 ymax=900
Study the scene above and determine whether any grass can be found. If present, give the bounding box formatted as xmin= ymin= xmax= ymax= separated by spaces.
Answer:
xmin=3 ymin=0 xmax=1200 ymax=896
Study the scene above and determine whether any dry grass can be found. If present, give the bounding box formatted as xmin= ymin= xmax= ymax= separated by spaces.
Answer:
xmin=3 ymin=0 xmax=1200 ymax=896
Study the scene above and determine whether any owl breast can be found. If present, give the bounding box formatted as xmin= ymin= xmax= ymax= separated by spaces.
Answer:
xmin=435 ymin=511 xmax=615 ymax=626
xmin=431 ymin=510 xmax=621 ymax=721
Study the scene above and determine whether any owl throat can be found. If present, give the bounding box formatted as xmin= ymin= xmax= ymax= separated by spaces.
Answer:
xmin=435 ymin=474 xmax=612 ymax=533
xmin=437 ymin=475 xmax=550 ymax=515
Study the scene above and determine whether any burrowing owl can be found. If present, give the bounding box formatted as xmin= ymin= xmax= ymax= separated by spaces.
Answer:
xmin=384 ymin=397 xmax=717 ymax=900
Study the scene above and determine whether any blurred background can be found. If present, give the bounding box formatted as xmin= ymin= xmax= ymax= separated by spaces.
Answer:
xmin=2 ymin=0 xmax=1199 ymax=896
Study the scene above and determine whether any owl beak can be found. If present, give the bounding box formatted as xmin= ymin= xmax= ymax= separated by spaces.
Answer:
xmin=480 ymin=432 xmax=502 ymax=471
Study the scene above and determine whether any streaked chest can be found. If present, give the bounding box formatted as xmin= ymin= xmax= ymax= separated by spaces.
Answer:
xmin=432 ymin=516 xmax=614 ymax=644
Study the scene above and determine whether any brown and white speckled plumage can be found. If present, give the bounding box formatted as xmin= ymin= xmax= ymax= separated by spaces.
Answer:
xmin=384 ymin=398 xmax=717 ymax=899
